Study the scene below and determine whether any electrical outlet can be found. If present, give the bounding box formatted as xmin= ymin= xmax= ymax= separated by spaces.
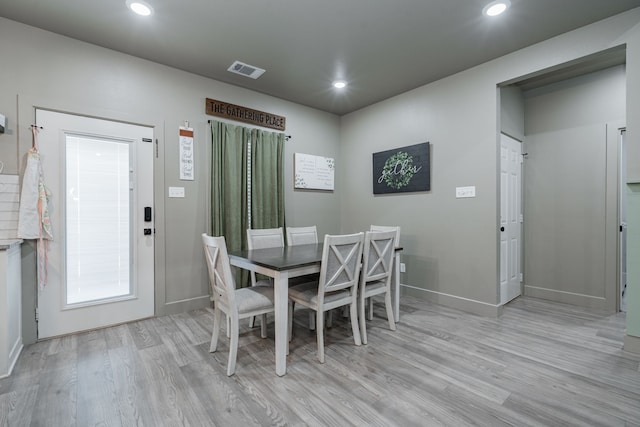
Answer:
xmin=400 ymin=263 xmax=406 ymax=273
xmin=168 ymin=186 xmax=185 ymax=198
xmin=456 ymin=186 xmax=476 ymax=198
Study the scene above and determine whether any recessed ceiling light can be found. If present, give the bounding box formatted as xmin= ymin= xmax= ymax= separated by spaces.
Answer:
xmin=126 ymin=0 xmax=153 ymax=16
xmin=483 ymin=0 xmax=510 ymax=17
xmin=333 ymin=81 xmax=347 ymax=89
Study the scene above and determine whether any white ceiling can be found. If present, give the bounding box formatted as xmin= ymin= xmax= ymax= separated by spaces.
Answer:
xmin=1 ymin=0 xmax=639 ymax=115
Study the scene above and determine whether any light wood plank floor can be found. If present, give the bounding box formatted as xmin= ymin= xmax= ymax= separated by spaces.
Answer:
xmin=1 ymin=296 xmax=639 ymax=426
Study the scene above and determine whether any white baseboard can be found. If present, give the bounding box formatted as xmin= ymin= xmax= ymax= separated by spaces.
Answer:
xmin=524 ymin=285 xmax=606 ymax=310
xmin=0 ymin=341 xmax=22 ymax=379
xmin=401 ymin=284 xmax=502 ymax=317
xmin=161 ymin=295 xmax=211 ymax=316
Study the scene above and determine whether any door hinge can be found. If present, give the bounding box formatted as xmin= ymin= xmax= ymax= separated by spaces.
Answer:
xmin=35 ymin=307 xmax=39 ymax=322
xmin=519 ymin=273 xmax=524 ymax=282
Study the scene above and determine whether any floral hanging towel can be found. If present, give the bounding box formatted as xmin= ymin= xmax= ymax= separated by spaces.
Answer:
xmin=17 ymin=126 xmax=53 ymax=289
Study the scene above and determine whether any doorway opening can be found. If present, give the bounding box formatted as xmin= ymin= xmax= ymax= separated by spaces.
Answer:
xmin=499 ymin=47 xmax=626 ymax=312
xmin=620 ymin=129 xmax=627 ymax=312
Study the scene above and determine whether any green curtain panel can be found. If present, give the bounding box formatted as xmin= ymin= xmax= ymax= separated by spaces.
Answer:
xmin=250 ymin=128 xmax=285 ymax=230
xmin=210 ymin=121 xmax=249 ymax=288
xmin=210 ymin=121 xmax=286 ymax=289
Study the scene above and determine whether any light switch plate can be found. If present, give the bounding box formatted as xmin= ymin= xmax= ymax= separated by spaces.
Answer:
xmin=456 ymin=186 xmax=476 ymax=198
xmin=168 ymin=186 xmax=185 ymax=198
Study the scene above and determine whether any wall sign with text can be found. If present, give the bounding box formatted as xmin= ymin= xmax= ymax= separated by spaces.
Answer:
xmin=372 ymin=142 xmax=430 ymax=194
xmin=205 ymin=98 xmax=286 ymax=131
xmin=179 ymin=126 xmax=194 ymax=181
xmin=294 ymin=153 xmax=335 ymax=191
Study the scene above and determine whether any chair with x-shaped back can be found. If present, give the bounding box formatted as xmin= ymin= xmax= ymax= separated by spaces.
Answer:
xmin=246 ymin=227 xmax=284 ymax=328
xmin=288 ymin=232 xmax=364 ymax=363
xmin=202 ymin=233 xmax=275 ymax=376
xmin=358 ymin=230 xmax=397 ymax=344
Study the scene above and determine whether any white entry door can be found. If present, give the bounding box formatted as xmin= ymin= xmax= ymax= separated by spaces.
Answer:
xmin=35 ymin=109 xmax=154 ymax=338
xmin=499 ymin=133 xmax=522 ymax=305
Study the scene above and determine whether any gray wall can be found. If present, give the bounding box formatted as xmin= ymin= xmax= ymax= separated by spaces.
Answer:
xmin=0 ymin=18 xmax=341 ymax=328
xmin=340 ymin=71 xmax=501 ymax=315
xmin=626 ymin=9 xmax=640 ymax=350
xmin=524 ymin=66 xmax=626 ymax=133
xmin=339 ymin=10 xmax=640 ymax=317
xmin=500 ymin=86 xmax=525 ymax=142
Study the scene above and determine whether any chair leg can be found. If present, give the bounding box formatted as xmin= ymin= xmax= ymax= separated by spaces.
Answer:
xmin=326 ymin=310 xmax=333 ymax=328
xmin=226 ymin=315 xmax=231 ymax=338
xmin=316 ymin=310 xmax=325 ymax=363
xmin=359 ymin=291 xmax=368 ymax=345
xmin=287 ymin=301 xmax=293 ymax=356
xmin=227 ymin=313 xmax=239 ymax=376
xmin=248 ymin=278 xmax=258 ymax=328
xmin=210 ymin=306 xmax=222 ymax=352
xmin=309 ymin=311 xmax=316 ymax=331
xmin=384 ymin=291 xmax=396 ymax=331
xmin=349 ymin=302 xmax=362 ymax=346
xmin=288 ymin=301 xmax=294 ymax=341
xmin=260 ymin=313 xmax=268 ymax=338
xmin=368 ymin=297 xmax=374 ymax=321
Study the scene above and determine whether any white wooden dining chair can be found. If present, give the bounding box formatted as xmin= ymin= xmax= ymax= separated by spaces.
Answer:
xmin=286 ymin=225 xmax=320 ymax=329
xmin=287 ymin=232 xmax=364 ymax=363
xmin=202 ymin=233 xmax=275 ymax=376
xmin=247 ymin=227 xmax=284 ymax=253
xmin=358 ymin=230 xmax=397 ymax=344
xmin=369 ymin=225 xmax=401 ymax=246
xmin=369 ymin=224 xmax=401 ymax=320
xmin=246 ymin=227 xmax=284 ymax=328
xmin=286 ymin=225 xmax=318 ymax=246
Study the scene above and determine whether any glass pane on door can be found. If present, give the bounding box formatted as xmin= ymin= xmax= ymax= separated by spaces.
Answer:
xmin=65 ymin=135 xmax=132 ymax=305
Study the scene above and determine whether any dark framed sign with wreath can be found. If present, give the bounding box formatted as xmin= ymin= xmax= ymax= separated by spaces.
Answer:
xmin=372 ymin=142 xmax=430 ymax=194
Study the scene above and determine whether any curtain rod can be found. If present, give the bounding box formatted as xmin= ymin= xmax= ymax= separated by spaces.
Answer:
xmin=207 ymin=119 xmax=291 ymax=140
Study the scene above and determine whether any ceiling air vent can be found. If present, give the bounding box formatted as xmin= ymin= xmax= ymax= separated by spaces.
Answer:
xmin=227 ymin=61 xmax=266 ymax=79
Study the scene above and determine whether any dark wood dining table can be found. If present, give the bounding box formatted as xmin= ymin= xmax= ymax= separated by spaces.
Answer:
xmin=228 ymin=243 xmax=322 ymax=376
xmin=228 ymin=242 xmax=402 ymax=376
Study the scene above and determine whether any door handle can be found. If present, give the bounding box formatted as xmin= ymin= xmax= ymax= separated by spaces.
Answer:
xmin=500 ymin=226 xmax=505 ymax=232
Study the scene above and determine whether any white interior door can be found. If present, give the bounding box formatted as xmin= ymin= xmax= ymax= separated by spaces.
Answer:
xmin=500 ymin=133 xmax=522 ymax=305
xmin=35 ymin=109 xmax=154 ymax=338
